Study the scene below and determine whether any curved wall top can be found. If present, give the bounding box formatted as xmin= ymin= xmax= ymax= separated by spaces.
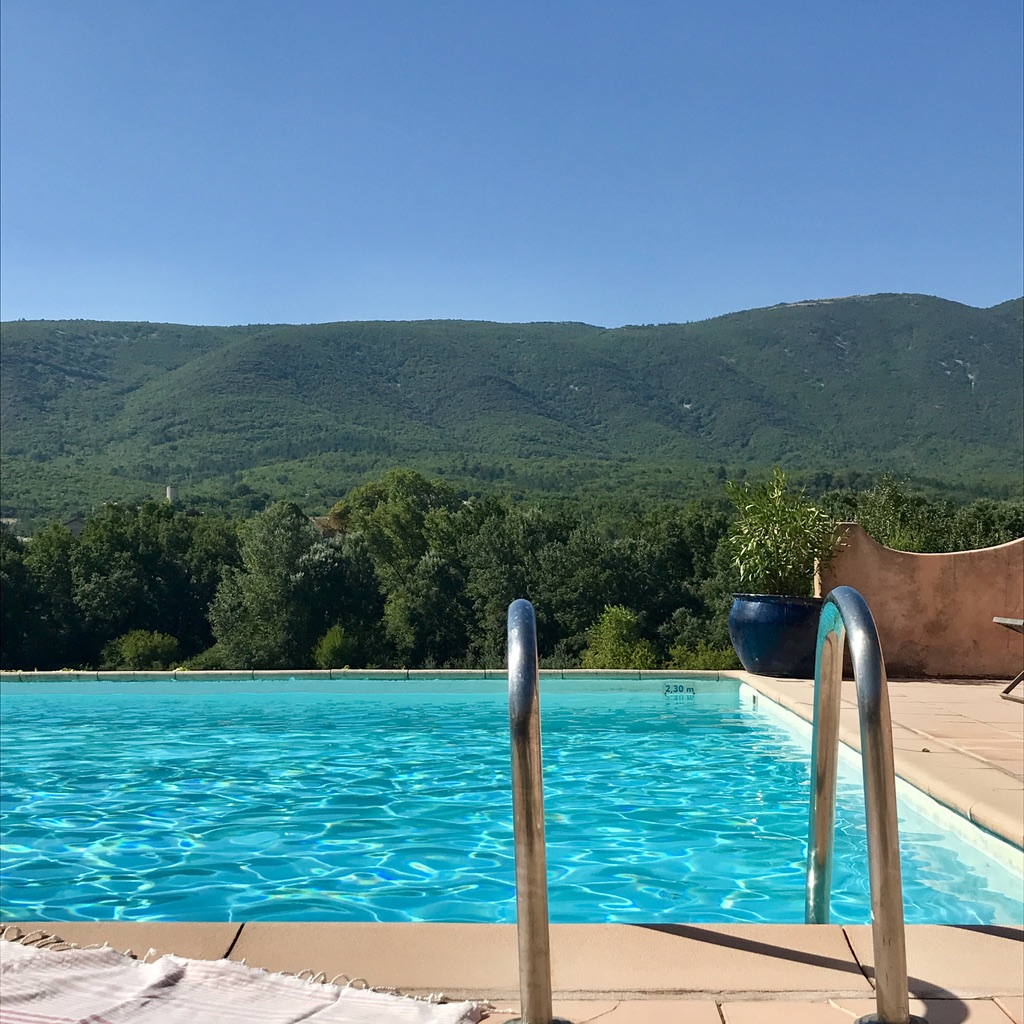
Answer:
xmin=817 ymin=524 xmax=1024 ymax=679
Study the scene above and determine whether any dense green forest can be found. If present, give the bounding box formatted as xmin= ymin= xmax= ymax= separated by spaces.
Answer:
xmin=2 ymin=293 xmax=1021 ymax=530
xmin=2 ymin=469 xmax=1021 ymax=672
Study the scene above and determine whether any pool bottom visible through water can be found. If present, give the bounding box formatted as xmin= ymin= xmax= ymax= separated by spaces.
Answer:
xmin=0 ymin=679 xmax=1021 ymax=924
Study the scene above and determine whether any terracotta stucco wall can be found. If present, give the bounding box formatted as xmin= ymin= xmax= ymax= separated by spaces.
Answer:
xmin=817 ymin=523 xmax=1024 ymax=678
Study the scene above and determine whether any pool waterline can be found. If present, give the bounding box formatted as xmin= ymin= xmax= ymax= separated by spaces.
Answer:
xmin=1 ymin=671 xmax=1021 ymax=926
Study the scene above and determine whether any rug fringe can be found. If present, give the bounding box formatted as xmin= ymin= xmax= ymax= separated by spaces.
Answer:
xmin=0 ymin=926 xmax=489 ymax=1012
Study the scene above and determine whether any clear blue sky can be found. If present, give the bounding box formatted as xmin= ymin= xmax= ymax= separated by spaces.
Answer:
xmin=2 ymin=0 xmax=1021 ymax=328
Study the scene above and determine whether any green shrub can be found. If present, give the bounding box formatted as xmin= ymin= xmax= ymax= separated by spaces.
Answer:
xmin=846 ymin=473 xmax=937 ymax=551
xmin=667 ymin=639 xmax=740 ymax=670
xmin=581 ymin=605 xmax=658 ymax=670
xmin=313 ymin=624 xmax=357 ymax=669
xmin=101 ymin=630 xmax=181 ymax=671
xmin=182 ymin=644 xmax=229 ymax=670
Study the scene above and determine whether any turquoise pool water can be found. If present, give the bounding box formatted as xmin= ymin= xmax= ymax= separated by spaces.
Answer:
xmin=0 ymin=678 xmax=1020 ymax=924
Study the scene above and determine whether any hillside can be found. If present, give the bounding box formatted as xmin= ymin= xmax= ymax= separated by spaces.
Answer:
xmin=1 ymin=293 xmax=1021 ymax=524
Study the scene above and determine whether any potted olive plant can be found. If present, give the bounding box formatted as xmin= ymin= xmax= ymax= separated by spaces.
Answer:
xmin=725 ymin=468 xmax=838 ymax=678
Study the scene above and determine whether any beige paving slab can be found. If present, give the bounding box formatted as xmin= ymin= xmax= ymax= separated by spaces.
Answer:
xmin=589 ymin=1002 xmax=723 ymax=1024
xmin=725 ymin=997 xmax=1024 ymax=1023
xmin=720 ymin=1002 xmax=852 ymax=1023
xmin=227 ymin=923 xmax=874 ymax=1001
xmin=929 ymin=729 xmax=1022 ymax=744
xmin=967 ymin=790 xmax=1024 ymax=848
xmin=884 ymin=710 xmax=970 ymax=725
xmin=230 ymin=922 xmax=519 ymax=998
xmin=903 ymin=735 xmax=1023 ymax=760
xmin=887 ymin=747 xmax=991 ymax=771
xmin=976 ymin=710 xmax=1024 ymax=729
xmin=945 ymin=746 xmax=1022 ymax=763
xmin=883 ymin=749 xmax=1017 ymax=818
xmin=720 ymin=998 xmax=1016 ymax=1023
xmin=996 ymin=995 xmax=1024 ymax=1023
xmin=546 ymin=924 xmax=872 ymax=998
xmin=2 ymin=921 xmax=241 ymax=961
xmin=964 ymin=746 xmax=1024 ymax=760
xmin=844 ymin=925 xmax=1024 ymax=999
xmin=483 ymin=999 xmax=722 ymax=1023
xmin=833 ymin=997 xmax=1022 ymax=1022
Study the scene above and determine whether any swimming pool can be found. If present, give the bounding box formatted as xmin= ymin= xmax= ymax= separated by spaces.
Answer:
xmin=1 ymin=676 xmax=1020 ymax=924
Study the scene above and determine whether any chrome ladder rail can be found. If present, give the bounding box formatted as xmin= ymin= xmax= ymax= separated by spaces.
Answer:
xmin=806 ymin=586 xmax=927 ymax=1024
xmin=507 ymin=599 xmax=571 ymax=1024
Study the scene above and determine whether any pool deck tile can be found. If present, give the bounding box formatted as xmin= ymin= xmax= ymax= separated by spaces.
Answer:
xmin=229 ymin=922 xmax=519 ymax=997
xmin=997 ymin=996 xmax=1024 ymax=1023
xmin=725 ymin=998 xmax=1021 ymax=1022
xmin=223 ymin=922 xmax=874 ymax=1000
xmin=2 ymin=921 xmax=241 ymax=961
xmin=720 ymin=1002 xmax=853 ymax=1023
xmin=548 ymin=923 xmax=872 ymax=998
xmin=484 ymin=999 xmax=724 ymax=1022
xmin=844 ymin=924 xmax=1024 ymax=999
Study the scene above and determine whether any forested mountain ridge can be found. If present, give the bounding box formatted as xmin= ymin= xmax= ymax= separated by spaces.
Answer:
xmin=1 ymin=293 xmax=1021 ymax=523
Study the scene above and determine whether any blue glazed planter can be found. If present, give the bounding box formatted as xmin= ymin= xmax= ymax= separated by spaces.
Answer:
xmin=728 ymin=594 xmax=824 ymax=679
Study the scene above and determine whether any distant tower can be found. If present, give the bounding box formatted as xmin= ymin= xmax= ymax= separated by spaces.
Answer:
xmin=166 ymin=485 xmax=179 ymax=503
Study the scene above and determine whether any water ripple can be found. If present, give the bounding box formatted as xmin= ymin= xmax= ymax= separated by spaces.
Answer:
xmin=1 ymin=687 xmax=1019 ymax=924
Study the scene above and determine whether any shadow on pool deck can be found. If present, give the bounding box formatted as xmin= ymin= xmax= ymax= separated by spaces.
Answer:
xmin=4 ymin=673 xmax=1023 ymax=1021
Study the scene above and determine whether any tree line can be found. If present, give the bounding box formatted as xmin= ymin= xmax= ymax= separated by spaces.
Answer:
xmin=1 ymin=470 xmax=1021 ymax=672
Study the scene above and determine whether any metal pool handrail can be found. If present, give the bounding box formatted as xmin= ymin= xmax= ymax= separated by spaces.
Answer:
xmin=507 ymin=599 xmax=571 ymax=1024
xmin=806 ymin=586 xmax=926 ymax=1024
